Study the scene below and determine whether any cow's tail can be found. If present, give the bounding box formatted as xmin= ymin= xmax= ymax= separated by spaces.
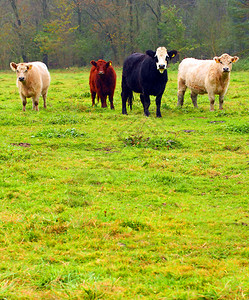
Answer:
xmin=121 ymin=74 xmax=133 ymax=113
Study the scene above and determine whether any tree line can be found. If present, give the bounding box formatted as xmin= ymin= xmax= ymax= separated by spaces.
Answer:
xmin=0 ymin=0 xmax=248 ymax=69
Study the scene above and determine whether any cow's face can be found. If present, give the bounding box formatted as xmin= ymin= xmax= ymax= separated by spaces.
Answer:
xmin=146 ymin=47 xmax=178 ymax=73
xmin=91 ymin=59 xmax=112 ymax=76
xmin=213 ymin=54 xmax=239 ymax=73
xmin=155 ymin=47 xmax=168 ymax=73
xmin=10 ymin=62 xmax=33 ymax=82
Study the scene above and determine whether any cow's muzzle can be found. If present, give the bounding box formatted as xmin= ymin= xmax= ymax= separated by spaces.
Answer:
xmin=158 ymin=64 xmax=166 ymax=73
xmin=98 ymin=71 xmax=104 ymax=75
xmin=223 ymin=67 xmax=230 ymax=73
xmin=19 ymin=77 xmax=25 ymax=81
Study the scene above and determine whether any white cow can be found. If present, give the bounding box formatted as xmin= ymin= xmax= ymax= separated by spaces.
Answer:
xmin=177 ymin=53 xmax=239 ymax=111
xmin=10 ymin=61 xmax=51 ymax=111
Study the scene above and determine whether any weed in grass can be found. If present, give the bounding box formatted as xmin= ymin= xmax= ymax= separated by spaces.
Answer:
xmin=120 ymin=220 xmax=151 ymax=231
xmin=152 ymin=174 xmax=178 ymax=184
xmin=123 ymin=134 xmax=182 ymax=149
xmin=225 ymin=123 xmax=249 ymax=134
xmin=199 ymin=289 xmax=220 ymax=300
xmin=82 ymin=91 xmax=91 ymax=98
xmin=0 ymin=148 xmax=32 ymax=162
xmin=161 ymin=103 xmax=171 ymax=110
xmin=48 ymin=115 xmax=81 ymax=125
xmin=223 ymin=145 xmax=240 ymax=151
xmin=32 ymin=128 xmax=85 ymax=138
xmin=83 ymin=287 xmax=104 ymax=300
xmin=64 ymin=196 xmax=92 ymax=208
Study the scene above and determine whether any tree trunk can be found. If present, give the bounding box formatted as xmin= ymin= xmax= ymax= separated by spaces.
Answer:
xmin=9 ymin=0 xmax=28 ymax=62
xmin=157 ymin=0 xmax=162 ymax=41
xmin=41 ymin=0 xmax=49 ymax=65
xmin=129 ymin=0 xmax=134 ymax=52
xmin=42 ymin=0 xmax=49 ymax=19
xmin=146 ymin=0 xmax=162 ymax=44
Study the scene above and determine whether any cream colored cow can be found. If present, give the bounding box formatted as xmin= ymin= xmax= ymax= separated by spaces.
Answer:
xmin=177 ymin=54 xmax=239 ymax=111
xmin=10 ymin=61 xmax=51 ymax=111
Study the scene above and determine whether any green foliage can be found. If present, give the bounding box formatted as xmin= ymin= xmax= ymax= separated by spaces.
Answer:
xmin=0 ymin=0 xmax=248 ymax=68
xmin=228 ymin=0 xmax=249 ymax=53
xmin=232 ymin=58 xmax=249 ymax=71
xmin=159 ymin=6 xmax=186 ymax=51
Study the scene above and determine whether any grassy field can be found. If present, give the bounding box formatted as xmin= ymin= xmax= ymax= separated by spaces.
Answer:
xmin=0 ymin=67 xmax=248 ymax=299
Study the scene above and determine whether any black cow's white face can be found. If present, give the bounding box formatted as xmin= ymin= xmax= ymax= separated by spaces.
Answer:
xmin=155 ymin=47 xmax=169 ymax=73
xmin=146 ymin=47 xmax=178 ymax=74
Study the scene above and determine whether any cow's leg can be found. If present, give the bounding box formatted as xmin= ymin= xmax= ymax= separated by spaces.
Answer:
xmin=177 ymin=91 xmax=185 ymax=106
xmin=208 ymin=92 xmax=215 ymax=111
xmin=101 ymin=96 xmax=107 ymax=108
xmin=190 ymin=92 xmax=198 ymax=108
xmin=155 ymin=94 xmax=163 ymax=118
xmin=140 ymin=94 xmax=145 ymax=105
xmin=128 ymin=93 xmax=133 ymax=111
xmin=108 ymin=93 xmax=115 ymax=110
xmin=91 ymin=91 xmax=96 ymax=106
xmin=121 ymin=91 xmax=128 ymax=114
xmin=219 ymin=94 xmax=225 ymax=110
xmin=20 ymin=94 xmax=27 ymax=111
xmin=42 ymin=91 xmax=48 ymax=109
xmin=32 ymin=95 xmax=39 ymax=111
xmin=177 ymin=78 xmax=186 ymax=106
xmin=140 ymin=94 xmax=146 ymax=113
xmin=143 ymin=94 xmax=151 ymax=117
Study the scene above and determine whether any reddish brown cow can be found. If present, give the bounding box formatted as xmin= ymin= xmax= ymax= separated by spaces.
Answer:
xmin=89 ymin=59 xmax=116 ymax=109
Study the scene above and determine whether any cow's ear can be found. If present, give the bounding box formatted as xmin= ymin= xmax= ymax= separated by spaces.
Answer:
xmin=27 ymin=64 xmax=32 ymax=71
xmin=168 ymin=50 xmax=178 ymax=59
xmin=146 ymin=50 xmax=156 ymax=58
xmin=91 ymin=60 xmax=97 ymax=67
xmin=106 ymin=61 xmax=112 ymax=67
xmin=10 ymin=62 xmax=17 ymax=71
xmin=231 ymin=56 xmax=239 ymax=63
xmin=214 ymin=57 xmax=220 ymax=63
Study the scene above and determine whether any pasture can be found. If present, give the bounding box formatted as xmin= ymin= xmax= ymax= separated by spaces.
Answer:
xmin=0 ymin=67 xmax=248 ymax=299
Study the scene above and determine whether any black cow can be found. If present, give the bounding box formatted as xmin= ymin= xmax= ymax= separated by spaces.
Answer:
xmin=121 ymin=47 xmax=177 ymax=117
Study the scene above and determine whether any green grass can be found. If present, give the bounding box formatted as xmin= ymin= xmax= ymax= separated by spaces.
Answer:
xmin=0 ymin=67 xmax=248 ymax=299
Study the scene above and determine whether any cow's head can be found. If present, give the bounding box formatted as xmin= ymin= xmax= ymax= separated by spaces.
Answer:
xmin=91 ymin=59 xmax=112 ymax=76
xmin=213 ymin=53 xmax=239 ymax=73
xmin=146 ymin=47 xmax=178 ymax=73
xmin=10 ymin=62 xmax=33 ymax=82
